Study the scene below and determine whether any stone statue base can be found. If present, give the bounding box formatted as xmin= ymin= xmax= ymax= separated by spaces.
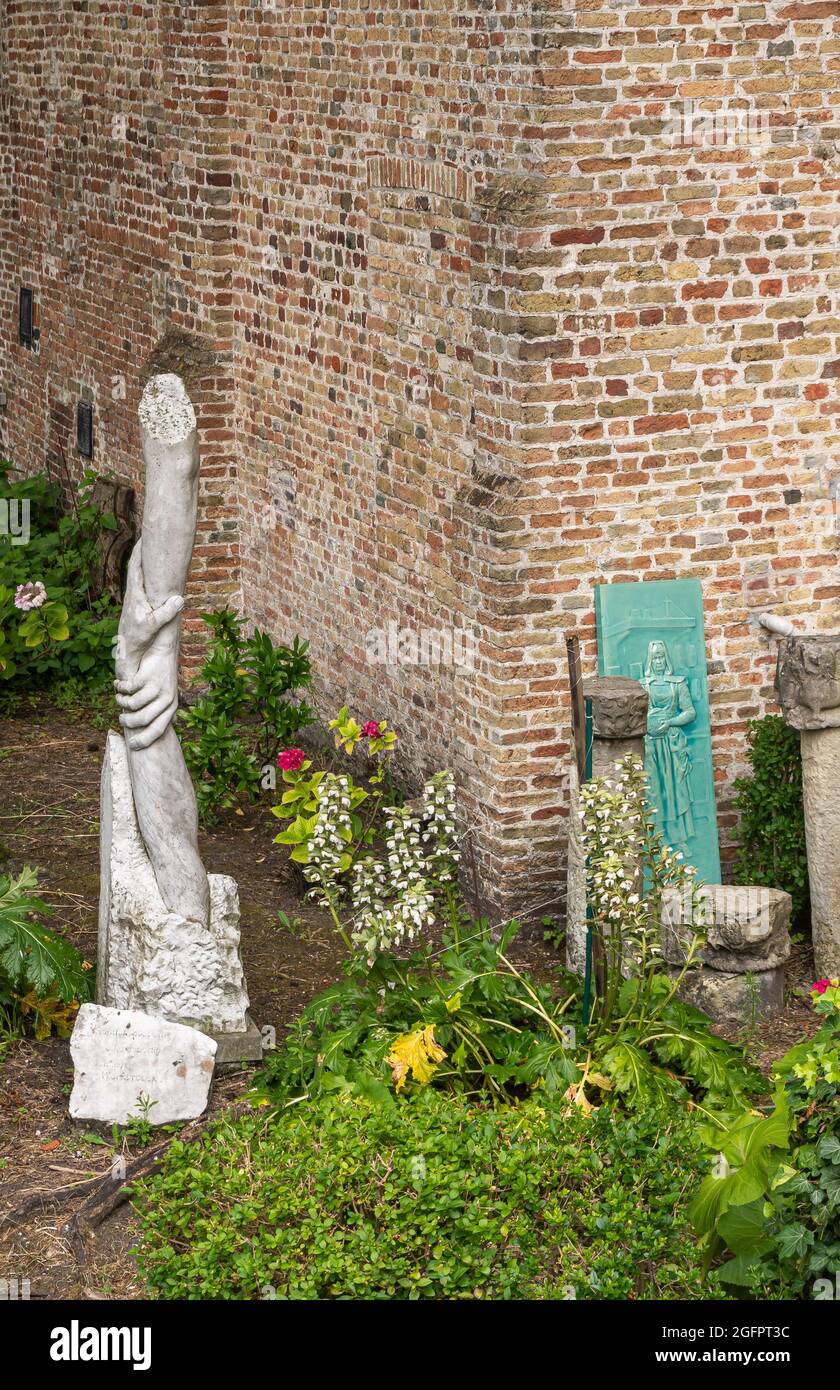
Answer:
xmin=669 ymin=964 xmax=784 ymax=1030
xmin=662 ymin=884 xmax=790 ymax=1028
xmin=97 ymin=731 xmax=255 ymax=1048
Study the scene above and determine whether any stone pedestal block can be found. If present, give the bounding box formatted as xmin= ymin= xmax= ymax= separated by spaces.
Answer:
xmin=70 ymin=1004 xmax=216 ymax=1125
xmin=584 ymin=675 xmax=649 ymax=742
xmin=671 ymin=965 xmax=785 ymax=1030
xmin=775 ymin=633 xmax=840 ymax=977
xmin=801 ymin=726 xmax=840 ymax=977
xmin=661 ymin=884 xmax=792 ymax=973
xmin=98 ymin=731 xmax=252 ymax=1040
xmin=775 ymin=633 xmax=840 ymax=731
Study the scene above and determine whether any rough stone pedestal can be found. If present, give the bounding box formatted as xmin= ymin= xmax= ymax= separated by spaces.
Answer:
xmin=671 ymin=966 xmax=785 ymax=1031
xmin=565 ymin=676 xmax=648 ymax=975
xmin=661 ymin=883 xmax=791 ymax=1027
xmin=800 ymin=728 xmax=840 ymax=978
xmin=776 ymin=633 xmax=840 ymax=977
xmin=98 ymin=731 xmax=262 ymax=1062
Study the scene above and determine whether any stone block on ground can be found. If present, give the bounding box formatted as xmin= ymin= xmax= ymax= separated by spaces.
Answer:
xmin=98 ymin=731 xmax=251 ymax=1036
xmin=69 ymin=1003 xmax=216 ymax=1125
xmin=671 ymin=965 xmax=785 ymax=1030
xmin=661 ymin=884 xmax=792 ymax=973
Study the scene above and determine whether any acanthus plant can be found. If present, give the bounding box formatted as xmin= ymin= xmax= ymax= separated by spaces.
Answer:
xmin=271 ymin=709 xmax=459 ymax=959
xmin=577 ymin=754 xmax=764 ymax=1110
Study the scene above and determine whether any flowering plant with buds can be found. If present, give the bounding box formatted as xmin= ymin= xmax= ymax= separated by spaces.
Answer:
xmin=273 ymin=707 xmax=397 ymax=864
xmin=579 ymin=753 xmax=705 ymax=1031
xmin=349 ymin=772 xmax=458 ymax=961
xmin=574 ymin=755 xmax=763 ymax=1110
xmin=0 ymin=581 xmax=70 ymax=680
xmin=273 ymin=713 xmax=460 ymax=960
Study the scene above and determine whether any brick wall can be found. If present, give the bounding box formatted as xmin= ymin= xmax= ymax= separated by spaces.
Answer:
xmin=0 ymin=3 xmax=12 ymax=393
xmin=0 ymin=2 xmax=240 ymax=667
xmin=1 ymin=0 xmax=838 ymax=921
xmin=503 ymin=0 xmax=840 ymax=904
xmin=228 ymin=0 xmax=547 ymax=913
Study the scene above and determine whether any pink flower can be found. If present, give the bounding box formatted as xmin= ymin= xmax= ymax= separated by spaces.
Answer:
xmin=277 ymin=748 xmax=305 ymax=772
xmin=812 ymin=978 xmax=838 ymax=995
xmin=14 ymin=581 xmax=47 ymax=611
xmin=361 ymin=720 xmax=380 ymax=738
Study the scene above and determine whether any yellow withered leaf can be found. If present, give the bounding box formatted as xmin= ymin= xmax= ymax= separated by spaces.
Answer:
xmin=588 ymin=1072 xmax=613 ymax=1091
xmin=386 ymin=1025 xmax=446 ymax=1092
xmin=17 ymin=991 xmax=79 ymax=1040
xmin=564 ymin=1082 xmax=594 ymax=1116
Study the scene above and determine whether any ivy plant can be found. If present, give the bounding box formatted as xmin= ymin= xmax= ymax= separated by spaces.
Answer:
xmin=733 ymin=715 xmax=808 ymax=919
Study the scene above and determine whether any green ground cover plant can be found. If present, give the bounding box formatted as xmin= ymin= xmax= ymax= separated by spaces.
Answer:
xmin=135 ymin=1088 xmax=714 ymax=1301
xmin=133 ymin=718 xmax=821 ymax=1303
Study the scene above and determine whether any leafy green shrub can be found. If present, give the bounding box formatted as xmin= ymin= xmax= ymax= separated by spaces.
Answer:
xmin=261 ymin=919 xmax=581 ymax=1106
xmin=266 ymin=752 xmax=762 ymax=1114
xmin=0 ymin=866 xmax=93 ymax=1041
xmin=733 ymin=715 xmax=808 ymax=919
xmin=261 ymin=916 xmax=762 ymax=1114
xmin=179 ymin=609 xmax=313 ymax=823
xmin=134 ymin=1088 xmax=715 ymax=1301
xmin=690 ymin=978 xmax=840 ymax=1297
xmin=0 ymin=463 xmax=120 ymax=696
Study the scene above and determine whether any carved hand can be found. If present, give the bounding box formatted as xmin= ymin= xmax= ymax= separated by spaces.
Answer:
xmin=114 ymin=540 xmax=184 ymax=750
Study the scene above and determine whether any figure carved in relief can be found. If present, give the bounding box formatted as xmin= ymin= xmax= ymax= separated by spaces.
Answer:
xmin=643 ymin=639 xmax=697 ymax=850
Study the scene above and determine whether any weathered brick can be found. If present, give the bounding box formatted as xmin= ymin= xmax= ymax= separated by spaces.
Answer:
xmin=1 ymin=0 xmax=837 ymax=926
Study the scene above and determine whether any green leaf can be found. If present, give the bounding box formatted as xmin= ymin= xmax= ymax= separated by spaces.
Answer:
xmin=776 ymin=1223 xmax=815 ymax=1260
xmin=715 ymin=1253 xmax=764 ymax=1287
xmin=818 ymin=1135 xmax=840 ymax=1164
xmin=0 ymin=866 xmax=92 ymax=1003
xmin=716 ymin=1200 xmax=773 ymax=1257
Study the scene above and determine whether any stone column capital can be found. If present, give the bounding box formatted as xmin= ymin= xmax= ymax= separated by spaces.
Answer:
xmin=775 ymin=634 xmax=840 ymax=731
xmin=582 ymin=675 xmax=648 ymax=740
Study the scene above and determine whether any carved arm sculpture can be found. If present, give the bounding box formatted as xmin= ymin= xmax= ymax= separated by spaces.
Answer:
xmin=113 ymin=375 xmax=210 ymax=928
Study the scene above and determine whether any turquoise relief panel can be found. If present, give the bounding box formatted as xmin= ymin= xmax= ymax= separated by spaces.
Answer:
xmin=594 ymin=578 xmax=722 ymax=888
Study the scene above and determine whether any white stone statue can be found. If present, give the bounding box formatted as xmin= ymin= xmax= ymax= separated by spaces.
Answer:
xmin=114 ymin=376 xmax=209 ymax=926
xmin=95 ymin=375 xmax=257 ymax=1057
